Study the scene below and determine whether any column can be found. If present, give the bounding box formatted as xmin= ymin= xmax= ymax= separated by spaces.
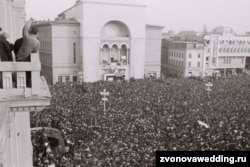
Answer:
xmin=3 ymin=72 xmax=12 ymax=89
xmin=109 ymin=48 xmax=112 ymax=63
xmin=126 ymin=48 xmax=129 ymax=65
xmin=118 ymin=48 xmax=121 ymax=63
xmin=100 ymin=48 xmax=103 ymax=65
xmin=32 ymin=71 xmax=40 ymax=96
xmin=17 ymin=72 xmax=26 ymax=89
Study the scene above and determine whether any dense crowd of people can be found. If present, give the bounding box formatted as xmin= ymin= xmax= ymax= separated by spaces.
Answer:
xmin=31 ymin=75 xmax=250 ymax=166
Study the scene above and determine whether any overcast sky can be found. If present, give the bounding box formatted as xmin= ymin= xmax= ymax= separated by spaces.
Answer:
xmin=26 ymin=0 xmax=250 ymax=34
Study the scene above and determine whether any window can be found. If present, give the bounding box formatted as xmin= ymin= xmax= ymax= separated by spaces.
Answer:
xmin=147 ymin=72 xmax=157 ymax=78
xmin=73 ymin=76 xmax=77 ymax=82
xmin=197 ymin=62 xmax=200 ymax=67
xmin=189 ymin=53 xmax=192 ymax=58
xmin=206 ymin=57 xmax=209 ymax=61
xmin=73 ymin=43 xmax=76 ymax=63
xmin=198 ymin=53 xmax=201 ymax=58
xmin=58 ymin=74 xmax=70 ymax=83
xmin=188 ymin=62 xmax=191 ymax=67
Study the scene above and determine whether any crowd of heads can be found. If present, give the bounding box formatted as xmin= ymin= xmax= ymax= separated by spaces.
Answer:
xmin=31 ymin=75 xmax=250 ymax=166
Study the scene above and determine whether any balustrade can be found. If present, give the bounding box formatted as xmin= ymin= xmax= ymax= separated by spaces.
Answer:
xmin=0 ymin=53 xmax=41 ymax=98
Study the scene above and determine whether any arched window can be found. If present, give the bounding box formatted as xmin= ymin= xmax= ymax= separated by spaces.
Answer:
xmin=120 ymin=45 xmax=129 ymax=65
xmin=102 ymin=44 xmax=110 ymax=64
xmin=111 ymin=45 xmax=119 ymax=62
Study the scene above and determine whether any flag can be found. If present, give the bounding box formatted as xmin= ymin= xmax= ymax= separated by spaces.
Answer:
xmin=198 ymin=120 xmax=209 ymax=128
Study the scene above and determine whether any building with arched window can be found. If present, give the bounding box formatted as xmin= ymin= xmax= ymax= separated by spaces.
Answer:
xmin=33 ymin=0 xmax=163 ymax=83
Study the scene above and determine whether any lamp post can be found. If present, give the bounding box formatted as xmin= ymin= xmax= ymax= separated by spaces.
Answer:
xmin=205 ymin=81 xmax=213 ymax=98
xmin=100 ymin=89 xmax=109 ymax=112
xmin=78 ymin=71 xmax=84 ymax=85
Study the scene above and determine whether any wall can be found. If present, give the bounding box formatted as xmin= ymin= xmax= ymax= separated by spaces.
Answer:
xmin=62 ymin=1 xmax=146 ymax=82
xmin=145 ymin=25 xmax=163 ymax=77
xmin=52 ymin=24 xmax=81 ymax=83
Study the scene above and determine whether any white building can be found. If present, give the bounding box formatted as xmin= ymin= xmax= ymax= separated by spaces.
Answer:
xmin=161 ymin=33 xmax=250 ymax=78
xmin=33 ymin=0 xmax=163 ymax=84
xmin=161 ymin=40 xmax=204 ymax=77
xmin=203 ymin=35 xmax=250 ymax=77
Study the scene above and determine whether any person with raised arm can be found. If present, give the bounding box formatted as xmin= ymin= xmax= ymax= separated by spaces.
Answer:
xmin=16 ymin=21 xmax=40 ymax=62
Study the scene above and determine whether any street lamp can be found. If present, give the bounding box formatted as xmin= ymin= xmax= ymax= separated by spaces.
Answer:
xmin=78 ymin=71 xmax=84 ymax=84
xmin=205 ymin=81 xmax=213 ymax=98
xmin=100 ymin=89 xmax=109 ymax=112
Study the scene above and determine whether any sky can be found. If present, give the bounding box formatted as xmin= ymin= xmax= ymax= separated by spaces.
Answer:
xmin=26 ymin=0 xmax=250 ymax=35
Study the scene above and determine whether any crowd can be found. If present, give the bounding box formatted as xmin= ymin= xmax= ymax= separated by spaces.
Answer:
xmin=30 ymin=75 xmax=250 ymax=166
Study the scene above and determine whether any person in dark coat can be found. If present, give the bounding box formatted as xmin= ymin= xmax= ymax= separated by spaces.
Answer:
xmin=16 ymin=21 xmax=40 ymax=62
xmin=0 ymin=32 xmax=13 ymax=61
xmin=13 ymin=37 xmax=23 ymax=55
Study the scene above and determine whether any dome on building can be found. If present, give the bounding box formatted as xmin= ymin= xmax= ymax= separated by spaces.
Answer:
xmin=101 ymin=21 xmax=130 ymax=37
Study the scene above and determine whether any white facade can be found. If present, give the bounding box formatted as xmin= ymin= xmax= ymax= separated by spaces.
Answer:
xmin=203 ymin=35 xmax=250 ymax=77
xmin=162 ymin=34 xmax=250 ymax=78
xmin=145 ymin=25 xmax=164 ymax=78
xmin=34 ymin=20 xmax=81 ymax=84
xmin=35 ymin=0 xmax=163 ymax=83
xmin=162 ymin=40 xmax=204 ymax=77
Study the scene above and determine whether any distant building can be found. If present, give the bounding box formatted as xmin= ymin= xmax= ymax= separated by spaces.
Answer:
xmin=161 ymin=40 xmax=204 ymax=77
xmin=32 ymin=19 xmax=81 ymax=85
xmin=162 ymin=30 xmax=175 ymax=39
xmin=212 ymin=26 xmax=235 ymax=36
xmin=162 ymin=33 xmax=250 ymax=78
xmin=33 ymin=0 xmax=163 ymax=83
xmin=203 ymin=34 xmax=250 ymax=77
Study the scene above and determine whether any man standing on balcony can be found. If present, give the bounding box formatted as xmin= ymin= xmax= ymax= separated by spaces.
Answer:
xmin=16 ymin=21 xmax=40 ymax=62
xmin=0 ymin=32 xmax=13 ymax=61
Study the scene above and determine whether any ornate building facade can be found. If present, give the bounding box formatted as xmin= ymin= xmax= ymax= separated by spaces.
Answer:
xmin=34 ymin=0 xmax=163 ymax=83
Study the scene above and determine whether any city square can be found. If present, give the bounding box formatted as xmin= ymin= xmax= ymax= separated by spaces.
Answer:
xmin=1 ymin=0 xmax=250 ymax=166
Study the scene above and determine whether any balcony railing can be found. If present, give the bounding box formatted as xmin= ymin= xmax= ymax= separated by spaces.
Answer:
xmin=0 ymin=53 xmax=45 ymax=98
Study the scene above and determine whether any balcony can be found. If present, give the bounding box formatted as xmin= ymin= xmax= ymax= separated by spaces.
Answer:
xmin=0 ymin=53 xmax=51 ymax=112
